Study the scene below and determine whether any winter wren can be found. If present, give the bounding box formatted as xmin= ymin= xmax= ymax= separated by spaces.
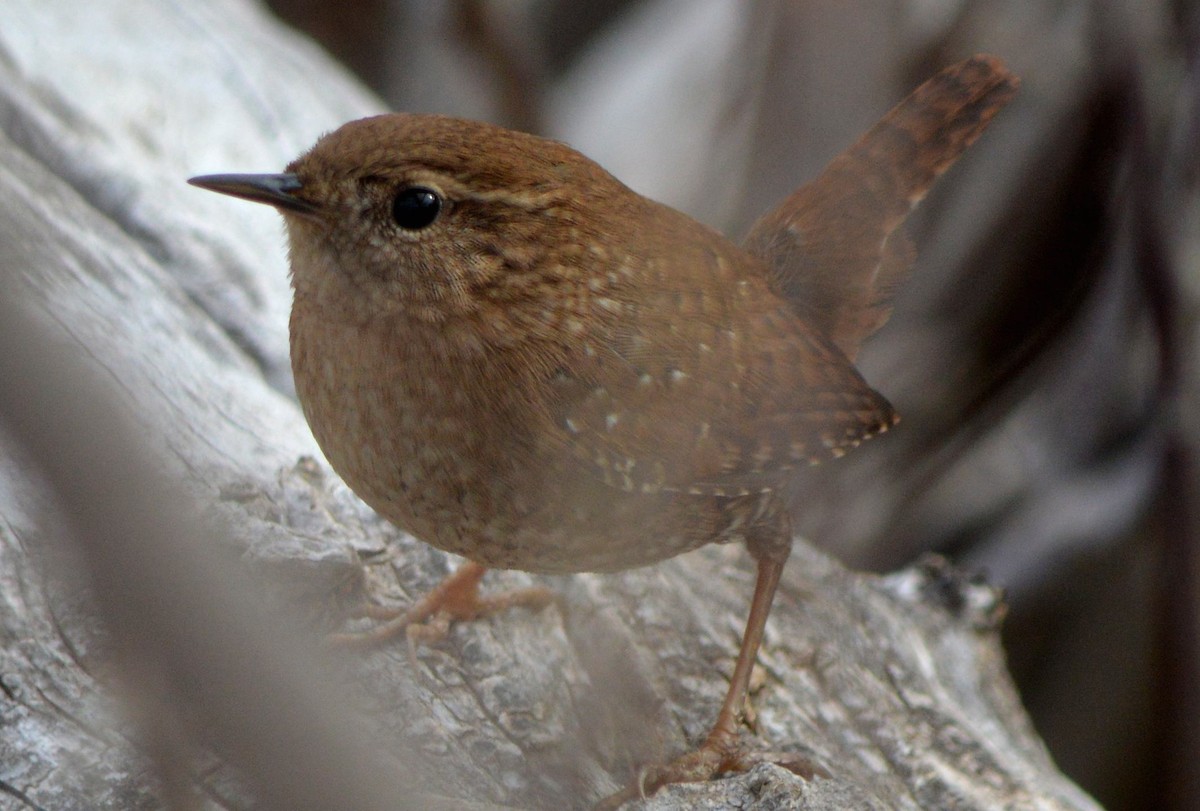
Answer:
xmin=190 ymin=55 xmax=1017 ymax=804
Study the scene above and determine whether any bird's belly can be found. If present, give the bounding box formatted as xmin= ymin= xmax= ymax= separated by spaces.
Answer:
xmin=290 ymin=321 xmax=756 ymax=575
xmin=314 ymin=410 xmax=714 ymax=572
xmin=298 ymin=374 xmax=721 ymax=572
xmin=462 ymin=482 xmax=720 ymax=574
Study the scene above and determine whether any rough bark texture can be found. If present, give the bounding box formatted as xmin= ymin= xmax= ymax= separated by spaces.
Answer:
xmin=0 ymin=2 xmax=1103 ymax=809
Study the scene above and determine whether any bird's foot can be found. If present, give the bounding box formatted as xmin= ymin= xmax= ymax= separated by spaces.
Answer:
xmin=328 ymin=560 xmax=557 ymax=657
xmin=594 ymin=732 xmax=824 ymax=810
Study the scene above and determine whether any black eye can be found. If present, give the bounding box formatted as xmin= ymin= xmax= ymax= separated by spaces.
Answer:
xmin=392 ymin=186 xmax=442 ymax=230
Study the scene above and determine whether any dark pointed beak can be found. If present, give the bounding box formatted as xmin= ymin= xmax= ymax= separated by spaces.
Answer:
xmin=187 ymin=173 xmax=319 ymax=216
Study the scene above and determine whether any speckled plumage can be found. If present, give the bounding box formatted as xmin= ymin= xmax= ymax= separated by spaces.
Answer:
xmin=190 ymin=54 xmax=1018 ymax=801
xmin=281 ymin=111 xmax=899 ymax=573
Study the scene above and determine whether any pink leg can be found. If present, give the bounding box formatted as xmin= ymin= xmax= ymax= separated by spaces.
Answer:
xmin=329 ymin=561 xmax=556 ymax=649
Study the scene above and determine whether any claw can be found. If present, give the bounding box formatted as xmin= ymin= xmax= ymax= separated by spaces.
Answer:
xmin=328 ymin=561 xmax=557 ymax=650
xmin=595 ymin=740 xmax=826 ymax=809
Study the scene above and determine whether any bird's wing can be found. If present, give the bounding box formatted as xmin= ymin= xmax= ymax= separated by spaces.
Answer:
xmin=742 ymin=54 xmax=1019 ymax=361
xmin=543 ymin=230 xmax=895 ymax=497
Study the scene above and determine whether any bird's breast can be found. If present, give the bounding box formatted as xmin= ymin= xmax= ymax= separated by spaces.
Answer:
xmin=289 ymin=306 xmax=547 ymax=548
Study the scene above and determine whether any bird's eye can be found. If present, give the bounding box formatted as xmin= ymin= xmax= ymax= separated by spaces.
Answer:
xmin=392 ymin=186 xmax=442 ymax=230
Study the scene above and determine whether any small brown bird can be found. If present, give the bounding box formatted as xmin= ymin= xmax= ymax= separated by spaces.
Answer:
xmin=191 ymin=55 xmax=1016 ymax=805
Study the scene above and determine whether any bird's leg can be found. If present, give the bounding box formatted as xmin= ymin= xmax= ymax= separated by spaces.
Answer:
xmin=596 ymin=520 xmax=798 ymax=809
xmin=703 ymin=535 xmax=787 ymax=750
xmin=329 ymin=560 xmax=557 ymax=652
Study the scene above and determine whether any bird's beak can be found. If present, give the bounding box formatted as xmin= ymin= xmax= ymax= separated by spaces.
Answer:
xmin=187 ymin=173 xmax=319 ymax=217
